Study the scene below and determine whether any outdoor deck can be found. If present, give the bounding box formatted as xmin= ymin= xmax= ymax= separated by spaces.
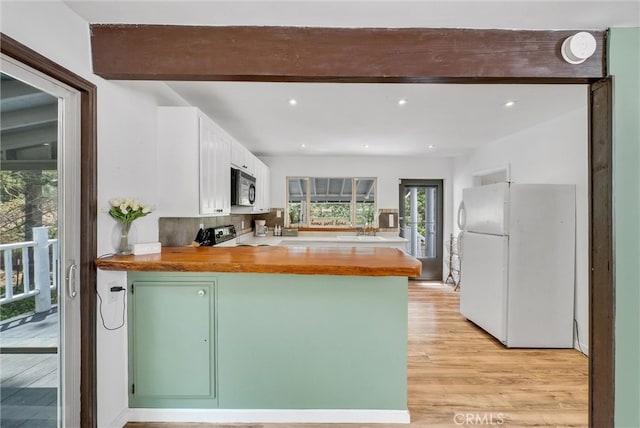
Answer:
xmin=1 ymin=308 xmax=58 ymax=428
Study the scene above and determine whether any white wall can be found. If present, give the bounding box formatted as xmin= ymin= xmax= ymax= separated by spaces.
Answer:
xmin=264 ymin=155 xmax=453 ymax=208
xmin=262 ymin=155 xmax=455 ymax=274
xmin=452 ymin=104 xmax=590 ymax=353
xmin=1 ymin=2 xmax=186 ymax=426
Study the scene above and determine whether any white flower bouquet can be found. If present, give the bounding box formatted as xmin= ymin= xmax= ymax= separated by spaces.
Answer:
xmin=108 ymin=198 xmax=152 ymax=224
xmin=108 ymin=198 xmax=152 ymax=254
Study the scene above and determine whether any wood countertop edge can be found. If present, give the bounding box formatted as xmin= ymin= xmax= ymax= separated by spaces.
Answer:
xmin=95 ymin=260 xmax=421 ymax=277
xmin=95 ymin=247 xmax=422 ymax=277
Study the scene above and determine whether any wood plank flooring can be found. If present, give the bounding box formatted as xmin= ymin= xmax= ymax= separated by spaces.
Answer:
xmin=126 ymin=281 xmax=588 ymax=428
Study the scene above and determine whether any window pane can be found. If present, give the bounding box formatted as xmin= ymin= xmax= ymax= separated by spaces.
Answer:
xmin=402 ymin=186 xmax=437 ymax=259
xmin=355 ymin=178 xmax=376 ymax=226
xmin=309 ymin=178 xmax=353 ymax=227
xmin=287 ymin=177 xmax=307 ymax=226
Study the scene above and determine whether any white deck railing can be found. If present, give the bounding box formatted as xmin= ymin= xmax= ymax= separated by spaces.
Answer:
xmin=0 ymin=227 xmax=58 ymax=313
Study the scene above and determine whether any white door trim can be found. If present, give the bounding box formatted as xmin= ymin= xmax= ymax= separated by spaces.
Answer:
xmin=1 ymin=53 xmax=82 ymax=428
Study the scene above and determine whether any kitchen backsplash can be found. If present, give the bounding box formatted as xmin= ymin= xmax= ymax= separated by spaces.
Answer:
xmin=253 ymin=208 xmax=286 ymax=229
xmin=158 ymin=208 xmax=399 ymax=246
xmin=378 ymin=208 xmax=399 ymax=232
xmin=159 ymin=214 xmax=254 ymax=247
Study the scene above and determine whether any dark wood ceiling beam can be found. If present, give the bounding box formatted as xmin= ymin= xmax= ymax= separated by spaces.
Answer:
xmin=90 ymin=25 xmax=606 ymax=82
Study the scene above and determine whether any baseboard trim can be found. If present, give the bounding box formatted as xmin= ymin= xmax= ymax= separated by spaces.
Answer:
xmin=127 ymin=408 xmax=411 ymax=424
xmin=110 ymin=408 xmax=129 ymax=428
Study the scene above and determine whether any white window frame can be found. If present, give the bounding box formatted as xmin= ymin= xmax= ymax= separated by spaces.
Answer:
xmin=285 ymin=176 xmax=377 ymax=228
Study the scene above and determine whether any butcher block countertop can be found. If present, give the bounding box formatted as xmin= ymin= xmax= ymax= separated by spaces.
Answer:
xmin=96 ymin=246 xmax=422 ymax=277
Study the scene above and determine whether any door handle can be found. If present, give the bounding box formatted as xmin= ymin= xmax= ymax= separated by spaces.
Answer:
xmin=457 ymin=201 xmax=466 ymax=230
xmin=66 ymin=261 xmax=78 ymax=299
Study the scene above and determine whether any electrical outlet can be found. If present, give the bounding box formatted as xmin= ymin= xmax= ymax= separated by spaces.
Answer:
xmin=241 ymin=220 xmax=245 ymax=229
xmin=276 ymin=210 xmax=282 ymax=218
xmin=108 ymin=281 xmax=119 ymax=302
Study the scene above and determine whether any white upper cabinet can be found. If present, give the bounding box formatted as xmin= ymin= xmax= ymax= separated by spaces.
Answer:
xmin=230 ymin=140 xmax=255 ymax=176
xmin=199 ymin=116 xmax=231 ymax=215
xmin=253 ymin=159 xmax=271 ymax=213
xmin=157 ymin=107 xmax=231 ymax=217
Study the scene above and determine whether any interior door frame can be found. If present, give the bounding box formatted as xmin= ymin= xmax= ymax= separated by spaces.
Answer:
xmin=589 ymin=77 xmax=614 ymax=428
xmin=399 ymin=179 xmax=444 ymax=281
xmin=0 ymin=24 xmax=615 ymax=427
xmin=0 ymin=34 xmax=98 ymax=428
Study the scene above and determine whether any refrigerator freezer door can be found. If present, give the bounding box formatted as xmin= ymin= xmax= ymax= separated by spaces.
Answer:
xmin=506 ymin=184 xmax=576 ymax=348
xmin=462 ymin=183 xmax=509 ymax=235
xmin=459 ymin=232 xmax=509 ymax=343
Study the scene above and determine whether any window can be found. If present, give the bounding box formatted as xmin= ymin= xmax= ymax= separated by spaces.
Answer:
xmin=286 ymin=177 xmax=377 ymax=228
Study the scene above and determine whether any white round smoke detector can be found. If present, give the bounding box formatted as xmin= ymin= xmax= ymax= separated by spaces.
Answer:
xmin=561 ymin=32 xmax=597 ymax=64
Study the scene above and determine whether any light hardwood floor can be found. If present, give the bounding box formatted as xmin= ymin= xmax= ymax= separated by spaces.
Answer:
xmin=126 ymin=281 xmax=588 ymax=428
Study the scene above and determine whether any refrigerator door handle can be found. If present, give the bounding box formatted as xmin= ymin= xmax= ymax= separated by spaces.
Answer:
xmin=457 ymin=201 xmax=466 ymax=230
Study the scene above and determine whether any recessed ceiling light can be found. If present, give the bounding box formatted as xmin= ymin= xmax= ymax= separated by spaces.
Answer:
xmin=289 ymin=98 xmax=297 ymax=106
xmin=398 ymin=99 xmax=407 ymax=106
xmin=504 ymin=100 xmax=517 ymax=108
xmin=363 ymin=144 xmax=369 ymax=149
xmin=428 ymin=144 xmax=435 ymax=149
xmin=300 ymin=143 xmax=306 ymax=148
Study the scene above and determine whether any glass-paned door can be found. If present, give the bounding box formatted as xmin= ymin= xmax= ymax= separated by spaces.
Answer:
xmin=1 ymin=56 xmax=81 ymax=427
xmin=399 ymin=179 xmax=443 ymax=280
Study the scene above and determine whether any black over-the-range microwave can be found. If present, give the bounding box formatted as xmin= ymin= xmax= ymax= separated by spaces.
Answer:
xmin=231 ymin=167 xmax=256 ymax=206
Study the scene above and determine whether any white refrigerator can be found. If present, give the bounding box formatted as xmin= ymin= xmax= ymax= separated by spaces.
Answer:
xmin=458 ymin=182 xmax=575 ymax=348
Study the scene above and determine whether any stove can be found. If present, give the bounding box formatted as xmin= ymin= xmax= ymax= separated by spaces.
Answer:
xmin=193 ymin=224 xmax=237 ymax=246
xmin=211 ymin=225 xmax=237 ymax=245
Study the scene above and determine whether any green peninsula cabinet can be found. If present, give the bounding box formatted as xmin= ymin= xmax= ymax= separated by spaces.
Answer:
xmin=128 ymin=278 xmax=217 ymax=408
xmin=97 ymin=246 xmax=421 ymax=422
xmin=126 ymin=272 xmax=407 ymax=411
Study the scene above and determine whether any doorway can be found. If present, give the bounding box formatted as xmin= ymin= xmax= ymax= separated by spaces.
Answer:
xmin=399 ymin=179 xmax=444 ymax=281
xmin=0 ymin=55 xmax=82 ymax=427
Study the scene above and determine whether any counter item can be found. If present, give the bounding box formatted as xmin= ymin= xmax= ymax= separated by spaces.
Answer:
xmin=255 ymin=220 xmax=267 ymax=237
xmin=458 ymin=182 xmax=576 ymax=348
xmin=282 ymin=228 xmax=298 ymax=237
xmin=193 ymin=225 xmax=237 ymax=246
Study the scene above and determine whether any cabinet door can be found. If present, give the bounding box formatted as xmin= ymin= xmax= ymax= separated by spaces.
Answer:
xmin=199 ymin=118 xmax=216 ymax=215
xmin=129 ymin=281 xmax=216 ymax=408
xmin=213 ymin=133 xmax=231 ymax=215
xmin=262 ymin=162 xmax=270 ymax=211
xmin=253 ymin=159 xmax=270 ymax=212
xmin=230 ymin=139 xmax=245 ymax=170
xmin=231 ymin=139 xmax=255 ymax=176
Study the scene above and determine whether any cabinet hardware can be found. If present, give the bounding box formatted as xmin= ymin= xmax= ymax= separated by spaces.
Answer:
xmin=197 ymin=289 xmax=206 ymax=297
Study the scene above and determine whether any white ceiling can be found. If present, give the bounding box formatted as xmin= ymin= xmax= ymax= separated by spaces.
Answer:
xmin=63 ymin=0 xmax=638 ymax=157
xmin=166 ymin=82 xmax=588 ymax=157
